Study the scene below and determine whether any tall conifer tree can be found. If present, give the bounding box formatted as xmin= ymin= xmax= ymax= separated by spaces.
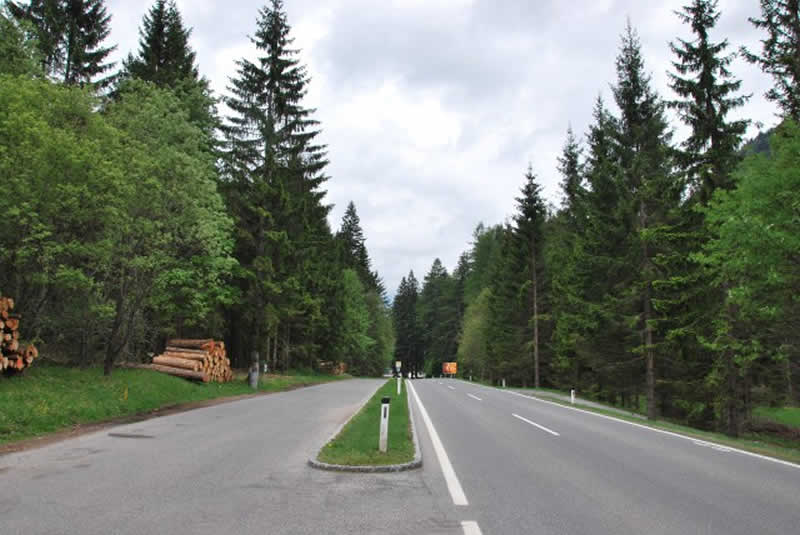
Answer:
xmin=670 ymin=0 xmax=749 ymax=203
xmin=613 ymin=22 xmax=680 ymax=419
xmin=744 ymin=0 xmax=800 ymax=119
xmin=9 ymin=0 xmax=116 ymax=86
xmin=124 ymin=0 xmax=199 ymax=88
xmin=221 ymin=0 xmax=330 ymax=367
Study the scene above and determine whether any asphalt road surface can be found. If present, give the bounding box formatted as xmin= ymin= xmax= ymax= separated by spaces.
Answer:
xmin=2 ymin=377 xmax=799 ymax=535
xmin=409 ymin=378 xmax=800 ymax=534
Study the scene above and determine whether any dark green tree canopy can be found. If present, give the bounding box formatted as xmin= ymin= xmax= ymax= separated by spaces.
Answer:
xmin=123 ymin=0 xmax=200 ymax=88
xmin=9 ymin=0 xmax=117 ymax=87
xmin=669 ymin=0 xmax=749 ymax=202
xmin=744 ymin=0 xmax=800 ymax=119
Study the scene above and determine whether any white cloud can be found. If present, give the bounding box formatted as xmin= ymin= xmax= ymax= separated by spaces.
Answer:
xmin=105 ymin=0 xmax=778 ymax=294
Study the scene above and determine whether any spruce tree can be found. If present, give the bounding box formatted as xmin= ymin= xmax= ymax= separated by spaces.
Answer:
xmin=336 ymin=201 xmax=378 ymax=290
xmin=10 ymin=0 xmax=116 ymax=86
xmin=123 ymin=0 xmax=200 ymax=88
xmin=669 ymin=0 xmax=749 ymax=203
xmin=511 ymin=165 xmax=548 ymax=388
xmin=557 ymin=126 xmax=585 ymax=219
xmin=743 ymin=0 xmax=800 ymax=119
xmin=549 ymin=127 xmax=589 ymax=387
xmin=221 ymin=0 xmax=330 ymax=367
xmin=7 ymin=0 xmax=63 ymax=76
xmin=612 ymin=22 xmax=680 ymax=419
xmin=665 ymin=0 xmax=750 ymax=430
xmin=393 ymin=271 xmax=421 ymax=377
xmin=418 ymin=258 xmax=459 ymax=376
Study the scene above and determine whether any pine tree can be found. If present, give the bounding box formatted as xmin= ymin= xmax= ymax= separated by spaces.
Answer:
xmin=10 ymin=0 xmax=116 ymax=86
xmin=613 ymin=22 xmax=681 ymax=419
xmin=336 ymin=201 xmax=379 ymax=290
xmin=7 ymin=0 xmax=63 ymax=76
xmin=418 ymin=258 xmax=459 ymax=376
xmin=511 ymin=165 xmax=548 ymax=388
xmin=743 ymin=0 xmax=800 ymax=119
xmin=669 ymin=0 xmax=749 ymax=203
xmin=665 ymin=0 xmax=751 ymax=430
xmin=123 ymin=0 xmax=199 ymax=88
xmin=557 ymin=126 xmax=585 ymax=219
xmin=549 ymin=127 xmax=589 ymax=387
xmin=393 ymin=272 xmax=422 ymax=377
xmin=220 ymin=0 xmax=330 ymax=368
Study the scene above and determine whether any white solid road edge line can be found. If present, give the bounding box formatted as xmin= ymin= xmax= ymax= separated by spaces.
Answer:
xmin=407 ymin=381 xmax=469 ymax=506
xmin=512 ymin=413 xmax=561 ymax=436
xmin=481 ymin=384 xmax=800 ymax=471
xmin=467 ymin=394 xmax=482 ymax=401
xmin=461 ymin=520 xmax=483 ymax=535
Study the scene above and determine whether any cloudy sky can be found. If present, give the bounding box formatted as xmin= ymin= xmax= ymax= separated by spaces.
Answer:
xmin=107 ymin=0 xmax=776 ymax=295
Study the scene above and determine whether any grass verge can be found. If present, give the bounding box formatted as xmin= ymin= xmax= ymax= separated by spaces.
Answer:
xmin=753 ymin=406 xmax=800 ymax=429
xmin=317 ymin=378 xmax=413 ymax=466
xmin=0 ymin=362 xmax=347 ymax=445
xmin=512 ymin=390 xmax=800 ymax=464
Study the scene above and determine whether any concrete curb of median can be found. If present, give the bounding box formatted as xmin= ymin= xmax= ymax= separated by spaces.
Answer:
xmin=308 ymin=380 xmax=423 ymax=473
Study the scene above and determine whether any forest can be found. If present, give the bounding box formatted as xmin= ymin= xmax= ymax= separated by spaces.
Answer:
xmin=393 ymin=0 xmax=799 ymax=437
xmin=2 ymin=0 xmax=799 ymax=439
xmin=0 ymin=0 xmax=394 ymax=377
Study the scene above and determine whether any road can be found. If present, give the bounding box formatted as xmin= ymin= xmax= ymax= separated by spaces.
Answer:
xmin=1 ymin=377 xmax=799 ymax=535
xmin=409 ymin=378 xmax=800 ymax=534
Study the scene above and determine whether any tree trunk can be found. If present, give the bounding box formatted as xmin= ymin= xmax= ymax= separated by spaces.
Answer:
xmin=641 ymin=200 xmax=656 ymax=421
xmin=283 ymin=324 xmax=291 ymax=372
xmin=644 ymin=281 xmax=656 ymax=420
xmin=786 ymin=354 xmax=795 ymax=406
xmin=531 ymin=233 xmax=540 ymax=389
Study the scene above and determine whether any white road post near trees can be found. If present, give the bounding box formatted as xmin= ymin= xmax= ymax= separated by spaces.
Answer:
xmin=379 ymin=396 xmax=390 ymax=453
xmin=571 ymin=389 xmax=576 ymax=404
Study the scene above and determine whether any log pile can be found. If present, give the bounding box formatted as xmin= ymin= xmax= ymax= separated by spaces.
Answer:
xmin=151 ymin=339 xmax=232 ymax=383
xmin=318 ymin=360 xmax=347 ymax=376
xmin=1 ymin=296 xmax=39 ymax=374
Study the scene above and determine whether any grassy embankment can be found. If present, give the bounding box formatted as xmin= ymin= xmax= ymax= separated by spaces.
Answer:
xmin=317 ymin=378 xmax=414 ymax=466
xmin=469 ymin=379 xmax=800 ymax=464
xmin=0 ymin=363 xmax=347 ymax=445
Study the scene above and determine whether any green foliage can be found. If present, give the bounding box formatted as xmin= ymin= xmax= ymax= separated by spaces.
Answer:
xmin=123 ymin=0 xmax=198 ymax=88
xmin=0 ymin=76 xmax=234 ymax=372
xmin=744 ymin=0 xmax=800 ymax=119
xmin=457 ymin=287 xmax=491 ymax=380
xmin=0 ymin=363 xmax=346 ymax=445
xmin=220 ymin=0 xmax=334 ymax=371
xmin=332 ymin=269 xmax=373 ymax=374
xmin=9 ymin=0 xmax=117 ymax=87
xmin=0 ymin=6 xmax=41 ymax=76
xmin=393 ymin=272 xmax=422 ymax=377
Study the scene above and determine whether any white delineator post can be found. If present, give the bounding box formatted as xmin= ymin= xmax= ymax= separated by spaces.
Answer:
xmin=571 ymin=389 xmax=576 ymax=404
xmin=502 ymin=378 xmax=506 ymax=388
xmin=379 ymin=396 xmax=390 ymax=453
xmin=397 ymin=376 xmax=401 ymax=395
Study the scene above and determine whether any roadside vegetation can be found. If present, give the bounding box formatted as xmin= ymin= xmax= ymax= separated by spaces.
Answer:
xmin=318 ymin=379 xmax=414 ymax=466
xmin=392 ymin=0 xmax=800 ymax=448
xmin=0 ymin=363 xmax=347 ymax=445
xmin=0 ymin=1 xmax=393 ymax=380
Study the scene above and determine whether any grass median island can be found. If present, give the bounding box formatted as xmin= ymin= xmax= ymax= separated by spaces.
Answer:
xmin=317 ymin=378 xmax=414 ymax=466
xmin=0 ymin=362 xmax=348 ymax=446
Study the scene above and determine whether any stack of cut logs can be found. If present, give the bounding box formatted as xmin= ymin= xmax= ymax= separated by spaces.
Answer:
xmin=151 ymin=339 xmax=232 ymax=383
xmin=1 ymin=296 xmax=39 ymax=374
